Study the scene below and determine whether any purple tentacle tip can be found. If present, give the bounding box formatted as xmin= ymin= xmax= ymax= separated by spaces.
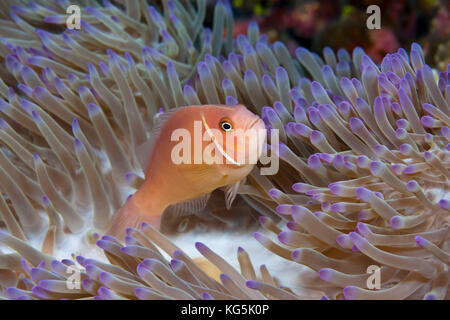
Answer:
xmin=318 ymin=268 xmax=332 ymax=281
xmin=343 ymin=286 xmax=357 ymax=300
xmin=194 ymin=242 xmax=208 ymax=253
xmin=318 ymin=153 xmax=333 ymax=163
xmin=42 ymin=195 xmax=50 ymax=206
xmin=424 ymin=293 xmax=437 ymax=300
xmin=73 ymin=137 xmax=83 ymax=150
xmin=406 ymin=180 xmax=419 ymax=192
xmin=276 ymin=204 xmax=291 ymax=215
xmin=357 ymin=155 xmax=370 ymax=171
xmin=328 ymin=183 xmax=341 ymax=196
xmin=355 ymin=187 xmax=372 ymax=202
xmin=291 ymin=249 xmax=301 ymax=260
xmin=421 ymin=115 xmax=434 ymax=128
xmin=253 ymin=232 xmax=264 ymax=242
xmin=356 ymin=222 xmax=370 ymax=236
xmin=87 ymin=103 xmax=100 ymax=115
xmin=268 ymin=188 xmax=280 ymax=198
xmin=336 ymin=234 xmax=350 ymax=248
xmin=226 ymin=96 xmax=238 ymax=105
xmin=349 ymin=117 xmax=364 ymax=132
xmin=219 ymin=273 xmax=231 ymax=283
xmin=389 ymin=216 xmax=403 ymax=229
xmin=347 ymin=232 xmax=361 ymax=244
xmin=72 ymin=118 xmax=79 ymax=131
xmin=31 ymin=286 xmax=49 ymax=299
xmin=31 ymin=110 xmax=40 ymax=122
xmin=246 ymin=280 xmax=259 ymax=289
xmin=202 ymin=292 xmax=214 ymax=300
xmin=308 ymin=154 xmax=322 ymax=170
xmin=414 ymin=236 xmax=426 ymax=247
xmin=439 ymin=199 xmax=449 ymax=210
xmin=258 ymin=215 xmax=269 ymax=225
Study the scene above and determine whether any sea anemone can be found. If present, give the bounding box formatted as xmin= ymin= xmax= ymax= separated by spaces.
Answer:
xmin=0 ymin=0 xmax=448 ymax=300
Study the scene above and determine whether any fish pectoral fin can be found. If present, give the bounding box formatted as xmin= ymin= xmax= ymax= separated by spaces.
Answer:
xmin=136 ymin=106 xmax=188 ymax=173
xmin=135 ymin=138 xmax=153 ymax=173
xmin=170 ymin=193 xmax=211 ymax=217
xmin=224 ymin=179 xmax=244 ymax=210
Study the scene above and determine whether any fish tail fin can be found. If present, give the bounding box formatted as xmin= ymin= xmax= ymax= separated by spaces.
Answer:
xmin=106 ymin=196 xmax=161 ymax=240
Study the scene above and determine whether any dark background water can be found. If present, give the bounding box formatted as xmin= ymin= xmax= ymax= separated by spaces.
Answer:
xmin=204 ymin=0 xmax=449 ymax=69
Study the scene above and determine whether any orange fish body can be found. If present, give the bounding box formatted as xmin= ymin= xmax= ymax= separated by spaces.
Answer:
xmin=107 ymin=104 xmax=266 ymax=239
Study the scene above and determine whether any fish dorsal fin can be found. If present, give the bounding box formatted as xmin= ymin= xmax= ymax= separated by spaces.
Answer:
xmin=170 ymin=193 xmax=212 ymax=217
xmin=224 ymin=178 xmax=244 ymax=210
xmin=136 ymin=107 xmax=186 ymax=174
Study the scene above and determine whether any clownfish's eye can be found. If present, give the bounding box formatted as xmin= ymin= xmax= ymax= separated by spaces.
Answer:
xmin=219 ymin=118 xmax=233 ymax=132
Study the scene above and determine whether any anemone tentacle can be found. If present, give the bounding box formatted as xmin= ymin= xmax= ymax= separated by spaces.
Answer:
xmin=0 ymin=0 xmax=448 ymax=300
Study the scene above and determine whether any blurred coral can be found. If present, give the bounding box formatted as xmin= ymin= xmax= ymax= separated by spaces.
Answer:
xmin=229 ymin=0 xmax=449 ymax=66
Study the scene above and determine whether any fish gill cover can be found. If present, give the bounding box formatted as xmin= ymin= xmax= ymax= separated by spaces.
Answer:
xmin=0 ymin=0 xmax=448 ymax=300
